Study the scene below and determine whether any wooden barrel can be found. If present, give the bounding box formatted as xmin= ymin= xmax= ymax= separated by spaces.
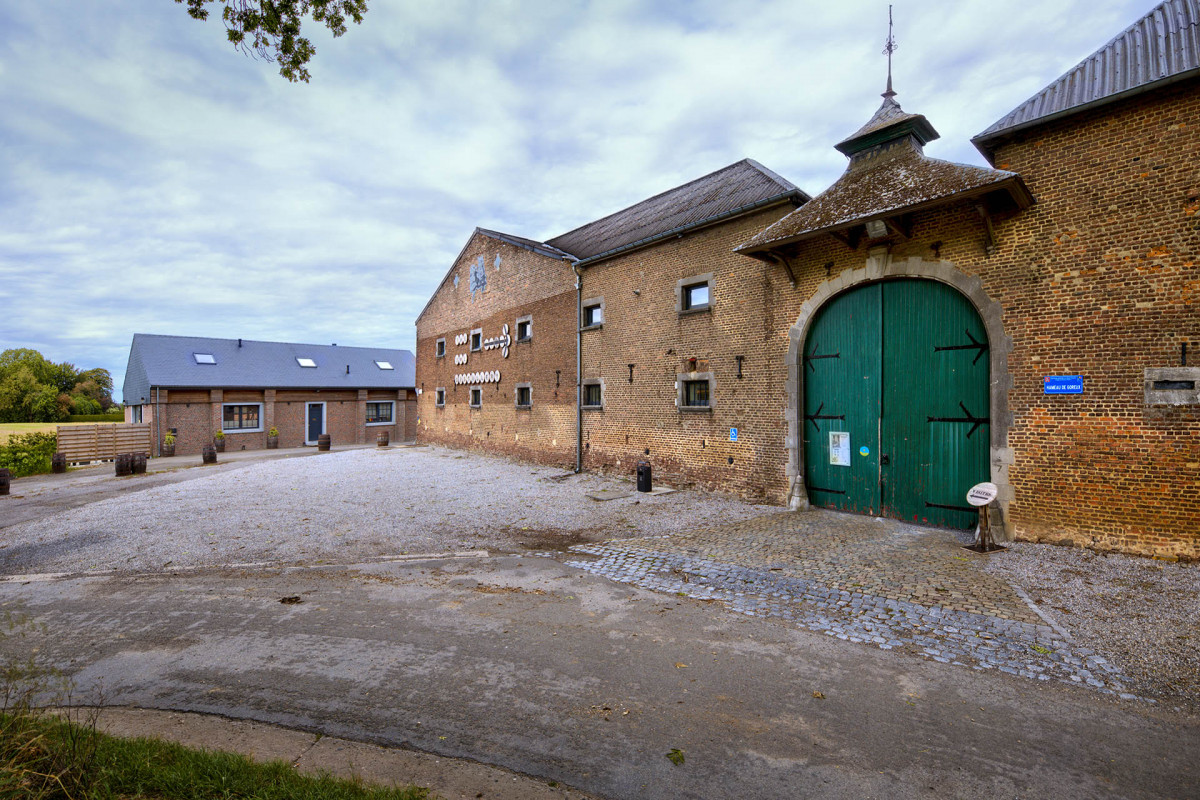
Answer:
xmin=115 ymin=453 xmax=132 ymax=476
xmin=377 ymin=430 xmax=389 ymax=447
xmin=201 ymin=444 xmax=217 ymax=465
xmin=213 ymin=437 xmax=226 ymax=453
xmin=131 ymin=453 xmax=147 ymax=474
xmin=0 ymin=468 xmax=10 ymax=496
xmin=317 ymin=434 xmax=331 ymax=452
xmin=52 ymin=453 xmax=67 ymax=474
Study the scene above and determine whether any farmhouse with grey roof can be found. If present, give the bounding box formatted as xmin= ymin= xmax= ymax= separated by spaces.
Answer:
xmin=124 ymin=334 xmax=416 ymax=456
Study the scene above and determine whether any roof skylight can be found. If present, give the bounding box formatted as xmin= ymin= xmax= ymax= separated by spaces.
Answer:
xmin=193 ymin=353 xmax=216 ymax=365
xmin=296 ymin=357 xmax=317 ymax=368
xmin=375 ymin=360 xmax=394 ymax=370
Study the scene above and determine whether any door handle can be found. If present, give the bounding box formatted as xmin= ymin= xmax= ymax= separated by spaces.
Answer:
xmin=880 ymin=454 xmax=890 ymax=466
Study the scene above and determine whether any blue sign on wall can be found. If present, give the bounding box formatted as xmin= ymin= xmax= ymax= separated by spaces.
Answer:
xmin=1044 ymin=375 xmax=1083 ymax=394
xmin=730 ymin=427 xmax=738 ymax=442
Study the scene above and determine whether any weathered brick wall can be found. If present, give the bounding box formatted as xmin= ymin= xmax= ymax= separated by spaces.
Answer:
xmin=979 ymin=80 xmax=1199 ymax=558
xmin=578 ymin=207 xmax=796 ymax=498
xmin=415 ymin=232 xmax=578 ymax=467
xmin=768 ymin=81 xmax=1199 ymax=557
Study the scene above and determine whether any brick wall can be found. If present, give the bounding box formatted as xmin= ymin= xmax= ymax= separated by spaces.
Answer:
xmin=416 ymin=231 xmax=578 ymax=467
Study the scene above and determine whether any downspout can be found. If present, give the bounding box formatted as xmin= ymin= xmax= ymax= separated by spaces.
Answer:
xmin=570 ymin=258 xmax=582 ymax=473
xmin=154 ymin=387 xmax=160 ymax=458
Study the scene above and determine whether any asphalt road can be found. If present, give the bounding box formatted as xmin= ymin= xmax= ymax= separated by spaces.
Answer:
xmin=2 ymin=554 xmax=1195 ymax=800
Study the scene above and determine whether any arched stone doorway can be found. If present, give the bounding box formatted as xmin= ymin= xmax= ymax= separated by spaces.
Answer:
xmin=785 ymin=252 xmax=1014 ymax=538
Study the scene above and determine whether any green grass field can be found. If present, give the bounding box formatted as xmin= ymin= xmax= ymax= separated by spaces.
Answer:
xmin=0 ymin=421 xmax=112 ymax=444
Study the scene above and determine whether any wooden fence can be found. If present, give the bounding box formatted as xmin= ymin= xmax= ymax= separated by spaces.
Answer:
xmin=57 ymin=424 xmax=152 ymax=464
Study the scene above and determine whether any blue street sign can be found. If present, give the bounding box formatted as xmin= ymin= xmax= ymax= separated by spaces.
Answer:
xmin=1044 ymin=376 xmax=1083 ymax=394
xmin=730 ymin=427 xmax=738 ymax=442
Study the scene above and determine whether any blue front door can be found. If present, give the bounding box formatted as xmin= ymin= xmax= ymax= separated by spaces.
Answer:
xmin=307 ymin=403 xmax=324 ymax=443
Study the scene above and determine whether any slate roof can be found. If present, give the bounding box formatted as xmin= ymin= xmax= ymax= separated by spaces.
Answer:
xmin=974 ymin=0 xmax=1200 ymax=158
xmin=835 ymin=94 xmax=939 ymax=156
xmin=738 ymin=141 xmax=1029 ymax=253
xmin=546 ymin=159 xmax=808 ymax=264
xmin=122 ymin=334 xmax=415 ymax=404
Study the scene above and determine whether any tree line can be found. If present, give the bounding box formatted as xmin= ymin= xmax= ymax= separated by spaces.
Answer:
xmin=0 ymin=349 xmax=116 ymax=422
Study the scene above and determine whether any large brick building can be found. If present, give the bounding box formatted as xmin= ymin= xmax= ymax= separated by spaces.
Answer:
xmin=416 ymin=1 xmax=1199 ymax=558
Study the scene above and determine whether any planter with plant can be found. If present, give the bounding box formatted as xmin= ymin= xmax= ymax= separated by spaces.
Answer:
xmin=213 ymin=430 xmax=226 ymax=452
xmin=161 ymin=432 xmax=176 ymax=457
xmin=267 ymin=426 xmax=279 ymax=449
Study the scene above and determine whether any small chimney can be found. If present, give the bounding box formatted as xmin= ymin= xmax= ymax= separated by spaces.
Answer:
xmin=238 ymin=338 xmax=242 ymax=348
xmin=346 ymin=364 xmax=350 ymax=374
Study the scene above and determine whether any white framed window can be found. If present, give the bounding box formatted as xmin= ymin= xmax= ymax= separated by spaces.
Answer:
xmin=515 ymin=382 xmax=532 ymax=408
xmin=470 ymin=328 xmax=483 ymax=351
xmin=296 ymin=357 xmax=317 ymax=368
xmin=222 ymin=403 xmax=264 ymax=432
xmin=375 ymin=360 xmax=394 ymax=370
xmin=469 ymin=386 xmax=482 ymax=408
xmin=435 ymin=387 xmax=446 ymax=407
xmin=193 ymin=353 xmax=216 ymax=365
xmin=581 ymin=298 xmax=604 ymax=329
xmin=677 ymin=272 xmax=713 ymax=314
xmin=582 ymin=379 xmax=604 ymax=409
xmin=365 ymin=401 xmax=394 ymax=425
xmin=435 ymin=338 xmax=446 ymax=358
xmin=516 ymin=315 xmax=532 ymax=342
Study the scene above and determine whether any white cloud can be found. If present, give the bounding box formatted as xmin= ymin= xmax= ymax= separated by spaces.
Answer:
xmin=0 ymin=0 xmax=1159 ymax=399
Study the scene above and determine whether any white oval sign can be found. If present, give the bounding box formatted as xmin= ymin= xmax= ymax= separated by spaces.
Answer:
xmin=966 ymin=482 xmax=998 ymax=507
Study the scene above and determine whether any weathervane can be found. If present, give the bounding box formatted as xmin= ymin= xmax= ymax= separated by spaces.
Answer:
xmin=882 ymin=4 xmax=897 ymax=99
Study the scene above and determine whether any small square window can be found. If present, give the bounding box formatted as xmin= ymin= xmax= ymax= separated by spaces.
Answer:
xmin=435 ymin=388 xmax=446 ymax=407
xmin=470 ymin=329 xmax=483 ymax=351
xmin=297 ymin=357 xmax=317 ymax=368
xmin=583 ymin=382 xmax=603 ymax=408
xmin=435 ymin=339 xmax=446 ymax=358
xmin=583 ymin=304 xmax=602 ymax=327
xmin=682 ymin=282 xmax=710 ymax=311
xmin=683 ymin=379 xmax=710 ymax=408
xmin=193 ymin=353 xmax=216 ymax=365
xmin=516 ymin=385 xmax=531 ymax=407
xmin=469 ymin=387 xmax=482 ymax=407
xmin=516 ymin=318 xmax=532 ymax=342
xmin=375 ymin=360 xmax=394 ymax=370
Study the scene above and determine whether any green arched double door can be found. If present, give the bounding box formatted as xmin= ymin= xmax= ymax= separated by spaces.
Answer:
xmin=802 ymin=279 xmax=989 ymax=529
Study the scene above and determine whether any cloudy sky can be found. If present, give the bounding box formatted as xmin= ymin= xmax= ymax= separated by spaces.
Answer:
xmin=0 ymin=0 xmax=1157 ymax=401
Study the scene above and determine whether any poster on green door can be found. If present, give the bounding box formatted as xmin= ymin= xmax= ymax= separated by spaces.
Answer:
xmin=829 ymin=431 xmax=851 ymax=466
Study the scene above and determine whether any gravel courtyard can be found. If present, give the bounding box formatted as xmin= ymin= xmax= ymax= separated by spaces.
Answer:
xmin=0 ymin=445 xmax=777 ymax=575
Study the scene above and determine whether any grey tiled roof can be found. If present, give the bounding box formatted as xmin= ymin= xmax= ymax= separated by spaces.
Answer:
xmin=122 ymin=334 xmax=414 ymax=403
xmin=546 ymin=159 xmax=808 ymax=263
xmin=738 ymin=142 xmax=1029 ymax=253
xmin=975 ymin=0 xmax=1200 ymax=156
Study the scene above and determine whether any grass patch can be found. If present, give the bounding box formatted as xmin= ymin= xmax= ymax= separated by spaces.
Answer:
xmin=0 ymin=423 xmax=101 ymax=445
xmin=0 ymin=710 xmax=433 ymax=799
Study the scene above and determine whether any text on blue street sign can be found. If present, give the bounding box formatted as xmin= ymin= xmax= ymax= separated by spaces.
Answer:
xmin=1044 ymin=376 xmax=1083 ymax=394
xmin=730 ymin=428 xmax=738 ymax=442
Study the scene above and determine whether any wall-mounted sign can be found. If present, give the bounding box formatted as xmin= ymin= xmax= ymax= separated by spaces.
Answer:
xmin=829 ymin=431 xmax=851 ymax=466
xmin=859 ymin=446 xmax=870 ymax=457
xmin=1044 ymin=375 xmax=1083 ymax=394
xmin=483 ymin=323 xmax=511 ymax=358
xmin=730 ymin=427 xmax=738 ymax=442
xmin=454 ymin=371 xmax=501 ymax=385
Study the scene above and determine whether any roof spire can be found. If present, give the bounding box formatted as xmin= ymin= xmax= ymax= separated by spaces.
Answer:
xmin=882 ymin=4 xmax=897 ymax=101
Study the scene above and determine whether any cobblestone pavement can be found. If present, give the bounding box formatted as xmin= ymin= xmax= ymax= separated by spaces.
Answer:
xmin=563 ymin=509 xmax=1140 ymax=699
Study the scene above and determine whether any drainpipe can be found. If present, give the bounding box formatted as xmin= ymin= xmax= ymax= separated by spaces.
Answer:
xmin=154 ymin=386 xmax=160 ymax=458
xmin=570 ymin=258 xmax=582 ymax=473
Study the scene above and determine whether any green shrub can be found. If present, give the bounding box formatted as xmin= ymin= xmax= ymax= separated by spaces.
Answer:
xmin=0 ymin=432 xmax=57 ymax=477
xmin=65 ymin=413 xmax=125 ymax=423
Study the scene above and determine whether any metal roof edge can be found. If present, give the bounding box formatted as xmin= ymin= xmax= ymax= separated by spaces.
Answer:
xmin=972 ymin=67 xmax=1200 ymax=162
xmin=575 ymin=189 xmax=808 ymax=268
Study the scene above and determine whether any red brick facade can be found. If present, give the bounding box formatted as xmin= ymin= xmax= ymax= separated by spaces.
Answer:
xmin=414 ymin=80 xmax=1199 ymax=559
xmin=415 ymin=231 xmax=578 ymax=468
xmin=138 ymin=387 xmax=417 ymax=456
